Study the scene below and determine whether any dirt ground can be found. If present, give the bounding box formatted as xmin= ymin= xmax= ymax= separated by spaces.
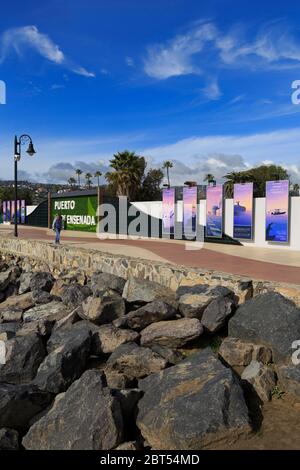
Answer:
xmin=215 ymin=394 xmax=300 ymax=450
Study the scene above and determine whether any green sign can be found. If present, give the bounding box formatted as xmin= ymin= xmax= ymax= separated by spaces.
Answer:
xmin=51 ymin=195 xmax=97 ymax=232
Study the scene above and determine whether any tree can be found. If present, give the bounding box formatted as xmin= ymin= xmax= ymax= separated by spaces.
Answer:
xmin=75 ymin=169 xmax=82 ymax=187
xmin=293 ymin=183 xmax=300 ymax=194
xmin=85 ymin=172 xmax=93 ymax=189
xmin=204 ymin=174 xmax=216 ymax=185
xmin=68 ymin=177 xmax=76 ymax=188
xmin=105 ymin=150 xmax=146 ymax=199
xmin=94 ymin=171 xmax=102 ymax=187
xmin=162 ymin=161 xmax=173 ymax=187
xmin=223 ymin=165 xmax=289 ymax=198
xmin=139 ymin=168 xmax=164 ymax=201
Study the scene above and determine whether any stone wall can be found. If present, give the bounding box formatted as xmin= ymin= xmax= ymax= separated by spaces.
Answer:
xmin=0 ymin=235 xmax=300 ymax=305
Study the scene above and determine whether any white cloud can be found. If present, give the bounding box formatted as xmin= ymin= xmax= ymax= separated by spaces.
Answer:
xmin=0 ymin=25 xmax=95 ymax=77
xmin=202 ymin=77 xmax=222 ymax=100
xmin=143 ymin=20 xmax=300 ymax=81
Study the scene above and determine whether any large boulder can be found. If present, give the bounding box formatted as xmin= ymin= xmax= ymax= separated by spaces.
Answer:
xmin=106 ymin=342 xmax=167 ymax=380
xmin=0 ymin=307 xmax=23 ymax=323
xmin=29 ymin=272 xmax=55 ymax=293
xmin=0 ymin=382 xmax=53 ymax=430
xmin=126 ymin=301 xmax=177 ymax=331
xmin=18 ymin=272 xmax=33 ymax=295
xmin=23 ymin=301 xmax=70 ymax=323
xmin=137 ymin=349 xmax=251 ymax=449
xmin=81 ymin=295 xmax=126 ymax=325
xmin=219 ymin=338 xmax=254 ymax=367
xmin=140 ymin=318 xmax=203 ymax=349
xmin=23 ymin=370 xmax=124 ymax=450
xmin=228 ymin=293 xmax=300 ymax=362
xmin=91 ymin=324 xmax=139 ymax=355
xmin=91 ymin=271 xmax=126 ymax=296
xmin=61 ymin=284 xmax=91 ymax=308
xmin=0 ymin=334 xmax=46 ymax=384
xmin=0 ymin=428 xmax=19 ymax=450
xmin=122 ymin=277 xmax=175 ymax=305
xmin=0 ymin=292 xmax=34 ymax=314
xmin=34 ymin=322 xmax=92 ymax=394
xmin=201 ymin=297 xmax=234 ymax=333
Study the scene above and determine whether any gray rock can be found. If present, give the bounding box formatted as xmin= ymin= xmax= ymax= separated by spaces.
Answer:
xmin=0 ymin=428 xmax=19 ymax=450
xmin=277 ymin=364 xmax=300 ymax=399
xmin=81 ymin=295 xmax=126 ymax=325
xmin=126 ymin=301 xmax=177 ymax=330
xmin=115 ymin=441 xmax=141 ymax=450
xmin=106 ymin=342 xmax=167 ymax=380
xmin=122 ymin=277 xmax=175 ymax=305
xmin=34 ymin=322 xmax=92 ymax=394
xmin=105 ymin=371 xmax=137 ymax=389
xmin=149 ymin=345 xmax=184 ymax=365
xmin=0 ymin=267 xmax=20 ymax=293
xmin=30 ymin=272 xmax=55 ymax=293
xmin=23 ymin=370 xmax=123 ymax=450
xmin=0 ymin=307 xmax=23 ymax=323
xmin=0 ymin=323 xmax=21 ymax=342
xmin=201 ymin=297 xmax=234 ymax=333
xmin=0 ymin=382 xmax=53 ymax=430
xmin=228 ymin=293 xmax=300 ymax=362
xmin=23 ymin=301 xmax=70 ymax=323
xmin=137 ymin=349 xmax=251 ymax=449
xmin=241 ymin=360 xmax=276 ymax=402
xmin=32 ymin=290 xmax=54 ymax=305
xmin=0 ymin=334 xmax=46 ymax=384
xmin=219 ymin=338 xmax=254 ymax=367
xmin=61 ymin=284 xmax=91 ymax=308
xmin=91 ymin=324 xmax=139 ymax=355
xmin=0 ymin=292 xmax=34 ymax=314
xmin=52 ymin=307 xmax=82 ymax=332
xmin=178 ymin=293 xmax=213 ymax=319
xmin=91 ymin=271 xmax=126 ymax=296
xmin=252 ymin=345 xmax=272 ymax=364
xmin=16 ymin=319 xmax=55 ymax=338
xmin=47 ymin=320 xmax=94 ymax=353
xmin=175 ymin=284 xmax=210 ymax=300
xmin=140 ymin=318 xmax=203 ymax=349
xmin=18 ymin=272 xmax=33 ymax=295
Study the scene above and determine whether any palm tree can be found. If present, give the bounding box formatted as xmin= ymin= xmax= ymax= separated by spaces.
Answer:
xmin=223 ymin=171 xmax=251 ymax=198
xmin=68 ymin=177 xmax=76 ymax=188
xmin=204 ymin=174 xmax=216 ymax=186
xmin=85 ymin=172 xmax=92 ymax=189
xmin=94 ymin=171 xmax=102 ymax=187
xmin=105 ymin=150 xmax=146 ymax=199
xmin=75 ymin=169 xmax=82 ymax=187
xmin=162 ymin=161 xmax=173 ymax=187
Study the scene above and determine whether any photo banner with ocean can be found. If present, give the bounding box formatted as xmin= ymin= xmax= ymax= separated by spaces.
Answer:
xmin=162 ymin=187 xmax=175 ymax=235
xmin=206 ymin=185 xmax=223 ymax=238
xmin=183 ymin=186 xmax=197 ymax=238
xmin=233 ymin=183 xmax=253 ymax=239
xmin=265 ymin=180 xmax=289 ymax=242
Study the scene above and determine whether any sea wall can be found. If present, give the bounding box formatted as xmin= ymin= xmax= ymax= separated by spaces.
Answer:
xmin=0 ymin=235 xmax=300 ymax=305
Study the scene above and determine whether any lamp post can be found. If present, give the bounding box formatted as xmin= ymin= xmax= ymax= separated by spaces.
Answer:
xmin=14 ymin=134 xmax=36 ymax=237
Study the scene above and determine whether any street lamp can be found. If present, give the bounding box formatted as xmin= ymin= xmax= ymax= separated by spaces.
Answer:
xmin=14 ymin=134 xmax=36 ymax=237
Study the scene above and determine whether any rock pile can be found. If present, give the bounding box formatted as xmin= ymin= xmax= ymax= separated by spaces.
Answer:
xmin=0 ymin=256 xmax=300 ymax=450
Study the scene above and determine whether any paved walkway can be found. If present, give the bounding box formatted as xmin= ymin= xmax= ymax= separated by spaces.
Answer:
xmin=1 ymin=225 xmax=300 ymax=285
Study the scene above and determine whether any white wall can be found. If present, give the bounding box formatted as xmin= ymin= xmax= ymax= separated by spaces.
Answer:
xmin=131 ymin=197 xmax=300 ymax=251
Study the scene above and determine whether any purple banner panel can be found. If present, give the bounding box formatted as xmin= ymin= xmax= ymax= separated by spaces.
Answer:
xmin=162 ymin=188 xmax=175 ymax=235
xmin=206 ymin=185 xmax=223 ymax=238
xmin=183 ymin=186 xmax=197 ymax=237
xmin=266 ymin=180 xmax=289 ymax=242
xmin=21 ymin=200 xmax=26 ymax=224
xmin=233 ymin=183 xmax=253 ymax=239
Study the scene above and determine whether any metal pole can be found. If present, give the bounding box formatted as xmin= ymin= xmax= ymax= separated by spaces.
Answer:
xmin=14 ymin=136 xmax=18 ymax=238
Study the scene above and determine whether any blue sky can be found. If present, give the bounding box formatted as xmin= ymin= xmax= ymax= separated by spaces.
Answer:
xmin=1 ymin=0 xmax=300 ymax=185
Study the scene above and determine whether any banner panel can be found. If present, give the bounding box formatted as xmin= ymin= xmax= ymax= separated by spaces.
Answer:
xmin=21 ymin=200 xmax=26 ymax=224
xmin=11 ymin=200 xmax=15 ymax=223
xmin=233 ymin=183 xmax=253 ymax=239
xmin=51 ymin=195 xmax=98 ymax=232
xmin=183 ymin=186 xmax=197 ymax=237
xmin=162 ymin=188 xmax=175 ymax=235
xmin=266 ymin=180 xmax=289 ymax=242
xmin=16 ymin=200 xmax=21 ymax=224
xmin=206 ymin=185 xmax=223 ymax=238
xmin=2 ymin=201 xmax=6 ymax=222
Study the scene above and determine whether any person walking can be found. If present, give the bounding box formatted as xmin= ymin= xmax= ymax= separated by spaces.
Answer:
xmin=52 ymin=214 xmax=63 ymax=245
